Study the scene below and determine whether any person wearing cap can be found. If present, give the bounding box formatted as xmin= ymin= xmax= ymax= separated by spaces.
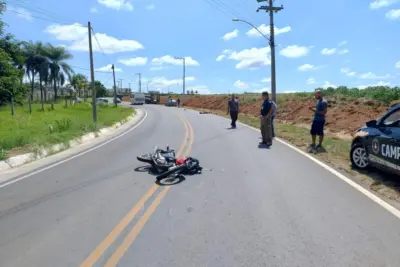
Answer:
xmin=308 ymin=89 xmax=328 ymax=153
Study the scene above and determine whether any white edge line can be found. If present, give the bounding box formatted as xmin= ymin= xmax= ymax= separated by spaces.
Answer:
xmin=232 ymin=120 xmax=400 ymax=220
xmin=0 ymin=110 xmax=148 ymax=189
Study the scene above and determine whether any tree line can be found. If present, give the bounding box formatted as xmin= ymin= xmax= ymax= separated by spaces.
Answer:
xmin=0 ymin=1 xmax=107 ymax=115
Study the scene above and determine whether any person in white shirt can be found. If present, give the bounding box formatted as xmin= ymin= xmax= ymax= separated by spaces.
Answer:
xmin=271 ymin=100 xmax=277 ymax=138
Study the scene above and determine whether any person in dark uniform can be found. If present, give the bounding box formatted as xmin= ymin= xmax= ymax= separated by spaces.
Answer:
xmin=227 ymin=94 xmax=239 ymax=128
xmin=260 ymin=91 xmax=273 ymax=146
xmin=177 ymin=97 xmax=181 ymax=107
xmin=308 ymin=89 xmax=328 ymax=153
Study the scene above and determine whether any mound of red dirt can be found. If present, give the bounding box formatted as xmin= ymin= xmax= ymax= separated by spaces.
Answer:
xmin=174 ymin=95 xmax=388 ymax=134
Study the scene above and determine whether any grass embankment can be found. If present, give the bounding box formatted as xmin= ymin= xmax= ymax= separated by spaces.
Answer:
xmin=195 ymin=108 xmax=400 ymax=201
xmin=0 ymin=102 xmax=134 ymax=160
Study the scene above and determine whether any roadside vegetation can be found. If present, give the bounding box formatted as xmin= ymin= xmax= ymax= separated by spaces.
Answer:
xmin=0 ymin=103 xmax=134 ymax=160
xmin=0 ymin=1 xmax=133 ymax=160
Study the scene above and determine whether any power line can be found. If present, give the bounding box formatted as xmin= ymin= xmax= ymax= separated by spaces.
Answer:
xmin=90 ymin=27 xmax=112 ymax=64
xmin=5 ymin=9 xmax=80 ymax=25
xmin=6 ymin=0 xmax=78 ymax=24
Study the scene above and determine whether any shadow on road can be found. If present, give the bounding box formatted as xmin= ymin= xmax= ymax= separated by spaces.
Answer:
xmin=134 ymin=166 xmax=185 ymax=186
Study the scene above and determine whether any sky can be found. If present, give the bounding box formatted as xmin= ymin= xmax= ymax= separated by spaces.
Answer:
xmin=3 ymin=0 xmax=400 ymax=94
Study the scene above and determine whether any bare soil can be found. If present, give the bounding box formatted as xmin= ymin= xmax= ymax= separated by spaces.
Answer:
xmin=170 ymin=95 xmax=389 ymax=135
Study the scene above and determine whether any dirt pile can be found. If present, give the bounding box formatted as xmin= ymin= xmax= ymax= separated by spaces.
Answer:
xmin=171 ymin=95 xmax=388 ymax=134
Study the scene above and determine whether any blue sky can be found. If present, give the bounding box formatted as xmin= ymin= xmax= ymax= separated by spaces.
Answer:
xmin=3 ymin=0 xmax=400 ymax=94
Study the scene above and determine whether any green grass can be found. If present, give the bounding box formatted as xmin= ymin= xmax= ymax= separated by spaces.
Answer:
xmin=0 ymin=102 xmax=135 ymax=159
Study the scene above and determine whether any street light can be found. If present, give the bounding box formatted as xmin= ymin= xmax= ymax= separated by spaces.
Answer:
xmin=174 ymin=56 xmax=186 ymax=107
xmin=232 ymin=18 xmax=277 ymax=103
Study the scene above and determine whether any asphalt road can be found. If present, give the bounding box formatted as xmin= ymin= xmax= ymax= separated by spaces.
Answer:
xmin=0 ymin=105 xmax=399 ymax=267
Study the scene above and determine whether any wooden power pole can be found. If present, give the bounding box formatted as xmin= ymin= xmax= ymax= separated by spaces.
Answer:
xmin=111 ymin=64 xmax=117 ymax=107
xmin=256 ymin=0 xmax=283 ymax=103
xmin=88 ymin=21 xmax=97 ymax=122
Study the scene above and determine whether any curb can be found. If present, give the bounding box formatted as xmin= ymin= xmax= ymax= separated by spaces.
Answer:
xmin=0 ymin=110 xmax=140 ymax=172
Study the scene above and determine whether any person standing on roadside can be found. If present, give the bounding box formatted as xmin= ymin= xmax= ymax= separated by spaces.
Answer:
xmin=270 ymin=99 xmax=277 ymax=138
xmin=308 ymin=89 xmax=328 ymax=153
xmin=227 ymin=94 xmax=239 ymax=128
xmin=177 ymin=97 xmax=181 ymax=108
xmin=260 ymin=91 xmax=273 ymax=146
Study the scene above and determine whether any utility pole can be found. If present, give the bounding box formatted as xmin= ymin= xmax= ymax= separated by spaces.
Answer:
xmin=88 ymin=21 xmax=97 ymax=122
xmin=111 ymin=64 xmax=117 ymax=107
xmin=128 ymin=83 xmax=131 ymax=96
xmin=147 ymin=82 xmax=149 ymax=92
xmin=136 ymin=73 xmax=142 ymax=92
xmin=119 ymin=79 xmax=123 ymax=94
xmin=256 ymin=0 xmax=283 ymax=103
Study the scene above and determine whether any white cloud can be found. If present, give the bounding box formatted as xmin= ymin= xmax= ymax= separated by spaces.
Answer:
xmin=321 ymin=48 xmax=336 ymax=55
xmin=216 ymin=55 xmax=225 ymax=61
xmin=261 ymin=77 xmax=271 ymax=82
xmin=90 ymin=7 xmax=98 ymax=13
xmin=370 ymin=0 xmax=398 ymax=9
xmin=233 ymin=80 xmax=249 ymax=89
xmin=283 ymin=90 xmax=299 ymax=93
xmin=118 ymin=57 xmax=148 ymax=66
xmin=338 ymin=41 xmax=347 ymax=46
xmin=151 ymin=55 xmax=199 ymax=67
xmin=145 ymin=4 xmax=155 ymax=10
xmin=322 ymin=81 xmax=336 ymax=89
xmin=222 ymin=29 xmax=239 ymax=40
xmin=149 ymin=76 xmax=195 ymax=88
xmin=96 ymin=64 xmax=121 ymax=72
xmin=386 ymin=9 xmax=400 ymax=20
xmin=358 ymin=81 xmax=391 ymax=89
xmin=217 ymin=47 xmax=270 ymax=69
xmin=246 ymin=25 xmax=291 ymax=37
xmin=396 ymin=61 xmax=400 ymax=68
xmin=149 ymin=66 xmax=164 ymax=71
xmin=189 ymin=85 xmax=212 ymax=94
xmin=97 ymin=0 xmax=133 ymax=11
xmin=338 ymin=49 xmax=349 ymax=55
xmin=359 ymin=72 xmax=391 ymax=79
xmin=7 ymin=6 xmax=33 ymax=20
xmin=340 ymin=68 xmax=356 ymax=76
xmin=307 ymin=77 xmax=316 ymax=84
xmin=45 ymin=23 xmax=144 ymax=54
xmin=298 ymin=64 xmax=318 ymax=71
xmin=280 ymin=45 xmax=311 ymax=58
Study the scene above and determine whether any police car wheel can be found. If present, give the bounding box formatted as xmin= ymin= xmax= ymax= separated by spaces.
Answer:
xmin=350 ymin=143 xmax=369 ymax=169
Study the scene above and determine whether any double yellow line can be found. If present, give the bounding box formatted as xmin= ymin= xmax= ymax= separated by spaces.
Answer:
xmin=80 ymin=114 xmax=194 ymax=267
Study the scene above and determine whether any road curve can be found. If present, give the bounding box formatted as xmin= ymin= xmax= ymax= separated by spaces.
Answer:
xmin=0 ymin=105 xmax=399 ymax=267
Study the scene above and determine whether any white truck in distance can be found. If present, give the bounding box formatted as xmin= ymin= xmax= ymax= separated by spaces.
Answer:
xmin=131 ymin=92 xmax=145 ymax=105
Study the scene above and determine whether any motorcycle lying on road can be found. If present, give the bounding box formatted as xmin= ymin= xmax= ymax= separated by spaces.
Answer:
xmin=137 ymin=146 xmax=202 ymax=181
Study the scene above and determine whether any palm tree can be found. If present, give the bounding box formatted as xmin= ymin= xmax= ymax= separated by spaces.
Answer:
xmin=22 ymin=41 xmax=47 ymax=101
xmin=44 ymin=43 xmax=74 ymax=100
xmin=38 ymin=60 xmax=49 ymax=111
xmin=70 ymin=74 xmax=88 ymax=97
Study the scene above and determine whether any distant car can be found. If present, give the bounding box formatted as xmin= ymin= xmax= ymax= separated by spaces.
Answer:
xmin=96 ymin=98 xmax=109 ymax=104
xmin=165 ymin=99 xmax=178 ymax=107
xmin=350 ymin=104 xmax=400 ymax=175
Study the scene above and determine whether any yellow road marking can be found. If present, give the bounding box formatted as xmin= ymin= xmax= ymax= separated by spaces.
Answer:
xmin=104 ymin=186 xmax=171 ymax=267
xmin=103 ymin=115 xmax=194 ymax=266
xmin=80 ymin=113 xmax=190 ymax=267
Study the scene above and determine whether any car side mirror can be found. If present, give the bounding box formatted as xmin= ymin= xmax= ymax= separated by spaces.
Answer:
xmin=366 ymin=120 xmax=377 ymax=127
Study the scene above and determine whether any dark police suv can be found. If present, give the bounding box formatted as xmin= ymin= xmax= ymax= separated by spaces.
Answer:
xmin=350 ymin=104 xmax=400 ymax=175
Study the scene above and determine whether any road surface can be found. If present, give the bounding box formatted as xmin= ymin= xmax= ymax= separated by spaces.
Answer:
xmin=0 ymin=105 xmax=399 ymax=267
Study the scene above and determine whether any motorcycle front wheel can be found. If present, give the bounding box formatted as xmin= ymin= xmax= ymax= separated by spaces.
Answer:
xmin=137 ymin=154 xmax=153 ymax=164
